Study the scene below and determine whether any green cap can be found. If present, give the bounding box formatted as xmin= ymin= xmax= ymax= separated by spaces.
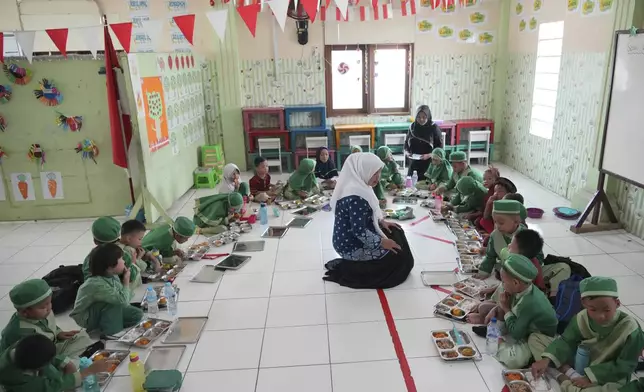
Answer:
xmin=10 ymin=279 xmax=52 ymax=309
xmin=580 ymin=276 xmax=618 ymax=298
xmin=449 ymin=151 xmax=467 ymax=162
xmin=456 ymin=176 xmax=478 ymax=195
xmin=173 ymin=216 xmax=196 ymax=237
xmin=376 ymin=146 xmax=391 ymax=161
xmin=503 ymin=254 xmax=537 ymax=283
xmin=92 ymin=216 xmax=121 ymax=243
xmin=492 ymin=200 xmax=522 ymax=215
xmin=351 ymin=145 xmax=363 ymax=153
xmin=228 ymin=192 xmax=244 ymax=207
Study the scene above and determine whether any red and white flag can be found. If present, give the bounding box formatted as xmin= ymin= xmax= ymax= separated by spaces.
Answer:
xmin=401 ymin=0 xmax=417 ymax=16
xmin=320 ymin=5 xmax=328 ymax=20
xmin=372 ymin=3 xmax=392 ymax=20
xmin=430 ymin=0 xmax=440 ymax=8
xmin=359 ymin=5 xmax=370 ymax=21
xmin=335 ymin=6 xmax=349 ymax=21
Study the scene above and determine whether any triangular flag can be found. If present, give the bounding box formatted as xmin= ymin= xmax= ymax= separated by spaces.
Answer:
xmin=15 ymin=31 xmax=36 ymax=64
xmin=0 ymin=32 xmax=4 ymax=64
xmin=173 ymin=14 xmax=196 ymax=45
xmin=45 ymin=28 xmax=69 ymax=57
xmin=237 ymin=3 xmax=261 ymax=37
xmin=78 ymin=26 xmax=102 ymax=59
xmin=372 ymin=0 xmax=378 ymax=9
xmin=359 ymin=6 xmax=369 ymax=21
xmin=335 ymin=0 xmax=349 ymax=18
xmin=206 ymin=9 xmax=229 ymax=42
xmin=267 ymin=0 xmax=290 ymax=31
xmin=401 ymin=0 xmax=417 ymax=16
xmin=141 ymin=19 xmax=164 ymax=51
xmin=110 ymin=22 xmax=133 ymax=53
xmin=301 ymin=0 xmax=319 ymax=22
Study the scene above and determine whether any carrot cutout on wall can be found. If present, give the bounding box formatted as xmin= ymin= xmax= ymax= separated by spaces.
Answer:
xmin=46 ymin=172 xmax=57 ymax=198
xmin=17 ymin=174 xmax=29 ymax=200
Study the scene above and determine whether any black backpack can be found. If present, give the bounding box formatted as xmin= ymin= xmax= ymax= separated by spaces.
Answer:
xmin=42 ymin=264 xmax=84 ymax=314
xmin=544 ymin=254 xmax=591 ymax=334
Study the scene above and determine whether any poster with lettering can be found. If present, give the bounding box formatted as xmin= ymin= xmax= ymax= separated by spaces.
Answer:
xmin=167 ymin=0 xmax=191 ymax=52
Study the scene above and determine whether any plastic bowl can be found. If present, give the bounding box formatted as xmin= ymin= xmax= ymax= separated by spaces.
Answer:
xmin=526 ymin=207 xmax=544 ymax=219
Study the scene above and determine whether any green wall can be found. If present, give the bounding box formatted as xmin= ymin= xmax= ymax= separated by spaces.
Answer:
xmin=0 ymin=59 xmax=131 ymax=221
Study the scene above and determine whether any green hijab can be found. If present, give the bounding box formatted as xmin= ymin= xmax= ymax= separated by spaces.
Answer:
xmin=376 ymin=146 xmax=397 ymax=179
xmin=195 ymin=192 xmax=244 ymax=221
xmin=288 ymin=159 xmax=317 ymax=191
xmin=456 ymin=176 xmax=487 ymax=197
xmin=425 ymin=148 xmax=452 ymax=183
xmin=351 ymin=145 xmax=363 ymax=153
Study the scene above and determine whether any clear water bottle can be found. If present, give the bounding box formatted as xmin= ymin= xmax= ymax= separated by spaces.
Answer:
xmin=79 ymin=357 xmax=100 ymax=392
xmin=411 ymin=170 xmax=419 ymax=188
xmin=486 ymin=317 xmax=500 ymax=356
xmin=145 ymin=286 xmax=159 ymax=315
xmin=574 ymin=345 xmax=590 ymax=375
xmin=259 ymin=202 xmax=268 ymax=225
xmin=164 ymin=282 xmax=178 ymax=317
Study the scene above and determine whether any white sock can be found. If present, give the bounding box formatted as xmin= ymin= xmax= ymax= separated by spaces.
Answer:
xmin=565 ymin=368 xmax=582 ymax=379
xmin=546 ymin=368 xmax=563 ymax=379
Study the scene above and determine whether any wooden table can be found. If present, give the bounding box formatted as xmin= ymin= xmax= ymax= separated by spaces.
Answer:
xmin=333 ymin=124 xmax=376 ymax=150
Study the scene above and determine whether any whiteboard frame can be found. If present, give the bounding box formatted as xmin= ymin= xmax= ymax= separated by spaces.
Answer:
xmin=598 ymin=29 xmax=644 ymax=189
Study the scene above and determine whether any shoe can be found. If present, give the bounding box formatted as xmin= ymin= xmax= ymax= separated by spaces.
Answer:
xmin=472 ymin=326 xmax=487 ymax=338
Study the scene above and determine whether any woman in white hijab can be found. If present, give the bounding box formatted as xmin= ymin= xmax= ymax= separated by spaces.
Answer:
xmin=217 ymin=163 xmax=251 ymax=198
xmin=325 ymin=153 xmax=414 ymax=289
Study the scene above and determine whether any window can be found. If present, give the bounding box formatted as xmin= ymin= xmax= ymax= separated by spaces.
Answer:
xmin=324 ymin=44 xmax=412 ymax=116
xmin=2 ymin=33 xmax=22 ymax=58
xmin=530 ymin=21 xmax=564 ymax=139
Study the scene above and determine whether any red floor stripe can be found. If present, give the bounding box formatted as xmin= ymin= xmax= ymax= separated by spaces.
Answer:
xmin=412 ymin=231 xmax=454 ymax=245
xmin=377 ymin=289 xmax=418 ymax=392
xmin=430 ymin=285 xmax=452 ymax=294
xmin=409 ymin=215 xmax=430 ymax=226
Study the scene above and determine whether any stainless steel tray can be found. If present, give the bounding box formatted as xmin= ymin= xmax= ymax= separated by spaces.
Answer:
xmin=261 ymin=226 xmax=289 ymax=238
xmin=286 ymin=217 xmax=312 ymax=228
xmin=144 ymin=345 xmax=187 ymax=373
xmin=233 ymin=240 xmax=266 ymax=252
xmin=163 ymin=316 xmax=208 ymax=344
xmin=420 ymin=271 xmax=460 ymax=286
xmin=292 ymin=206 xmax=318 ymax=216
xmin=190 ymin=265 xmax=225 ymax=283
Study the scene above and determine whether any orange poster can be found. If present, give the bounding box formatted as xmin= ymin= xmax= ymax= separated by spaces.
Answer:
xmin=141 ymin=76 xmax=169 ymax=152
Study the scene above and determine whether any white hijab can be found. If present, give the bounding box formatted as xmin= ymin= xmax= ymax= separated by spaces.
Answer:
xmin=330 ymin=152 xmax=386 ymax=237
xmin=218 ymin=163 xmax=240 ymax=193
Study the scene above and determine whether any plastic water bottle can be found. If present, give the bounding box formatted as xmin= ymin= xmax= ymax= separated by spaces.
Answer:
xmin=259 ymin=202 xmax=268 ymax=225
xmin=574 ymin=345 xmax=590 ymax=375
xmin=486 ymin=317 xmax=500 ymax=356
xmin=79 ymin=357 xmax=99 ymax=392
xmin=128 ymin=352 xmax=146 ymax=392
xmin=146 ymin=286 xmax=159 ymax=315
xmin=405 ymin=176 xmax=413 ymax=188
xmin=412 ymin=170 xmax=419 ymax=188
xmin=164 ymin=282 xmax=178 ymax=317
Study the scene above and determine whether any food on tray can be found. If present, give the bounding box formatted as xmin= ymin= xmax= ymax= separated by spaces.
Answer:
xmin=449 ymin=330 xmax=470 ymax=344
xmin=451 ymin=294 xmax=464 ymax=301
xmin=436 ymin=339 xmax=454 ymax=349
xmin=458 ymin=347 xmax=476 ymax=357
xmin=107 ymin=362 xmax=118 ymax=373
xmin=441 ymin=350 xmax=459 ymax=359
xmin=454 ymin=282 xmax=466 ymax=289
xmin=96 ymin=372 xmax=110 ymax=384
xmin=451 ymin=308 xmax=465 ymax=317
xmin=509 ymin=381 xmax=532 ymax=392
xmin=134 ymin=337 xmax=151 ymax=347
xmin=156 ymin=321 xmax=172 ymax=328
xmin=432 ymin=331 xmax=449 ymax=339
xmin=442 ymin=299 xmax=458 ymax=307
xmin=504 ymin=372 xmax=525 ymax=382
xmin=141 ymin=320 xmax=153 ymax=329
xmin=92 ymin=354 xmax=106 ymax=361
xmin=158 ymin=297 xmax=167 ymax=305
xmin=435 ymin=304 xmax=451 ymax=313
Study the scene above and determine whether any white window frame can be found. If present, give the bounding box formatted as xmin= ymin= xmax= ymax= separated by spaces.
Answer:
xmin=2 ymin=33 xmax=23 ymax=58
xmin=530 ymin=21 xmax=564 ymax=140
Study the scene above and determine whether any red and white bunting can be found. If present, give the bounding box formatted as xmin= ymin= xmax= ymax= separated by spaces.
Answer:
xmin=359 ymin=5 xmax=370 ymax=21
xmin=372 ymin=3 xmax=392 ymax=20
xmin=401 ymin=0 xmax=417 ymax=16
xmin=335 ymin=7 xmax=349 ymax=21
xmin=430 ymin=0 xmax=441 ymax=9
xmin=45 ymin=28 xmax=69 ymax=57
xmin=206 ymin=9 xmax=229 ymax=42
xmin=320 ymin=5 xmax=328 ymax=21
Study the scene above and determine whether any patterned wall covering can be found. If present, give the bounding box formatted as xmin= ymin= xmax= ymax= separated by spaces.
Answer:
xmin=501 ymin=52 xmax=606 ymax=200
xmin=616 ymin=182 xmax=644 ymax=240
xmin=201 ymin=59 xmax=223 ymax=145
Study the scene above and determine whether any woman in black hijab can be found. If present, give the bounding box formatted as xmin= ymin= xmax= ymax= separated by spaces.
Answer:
xmin=404 ymin=105 xmax=443 ymax=180
xmin=315 ymin=146 xmax=339 ymax=189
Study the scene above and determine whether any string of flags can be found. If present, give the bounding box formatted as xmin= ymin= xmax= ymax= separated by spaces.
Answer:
xmin=0 ymin=0 xmax=476 ymax=61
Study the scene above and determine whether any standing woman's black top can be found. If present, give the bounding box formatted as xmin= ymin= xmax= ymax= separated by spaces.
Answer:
xmin=404 ymin=105 xmax=443 ymax=180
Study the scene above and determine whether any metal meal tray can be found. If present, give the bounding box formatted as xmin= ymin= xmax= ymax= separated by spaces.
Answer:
xmin=233 ymin=240 xmax=266 ymax=252
xmin=185 ymin=244 xmax=210 ymax=260
xmin=144 ymin=345 xmax=187 ymax=373
xmin=434 ymin=292 xmax=479 ymax=321
xmin=292 ymin=206 xmax=318 ymax=216
xmin=455 ymin=240 xmax=482 ymax=255
xmin=430 ymin=329 xmax=482 ymax=361
xmin=90 ymin=349 xmax=129 ymax=389
xmin=261 ymin=226 xmax=289 ymax=238
xmin=190 ymin=265 xmax=225 ymax=283
xmin=117 ymin=318 xmax=173 ymax=348
xmin=420 ymin=200 xmax=436 ymax=209
xmin=429 ymin=209 xmax=447 ymax=221
xmin=501 ymin=369 xmax=557 ymax=392
xmin=163 ymin=316 xmax=208 ymax=344
xmin=420 ymin=271 xmax=460 ymax=286
xmin=457 ymin=254 xmax=483 ymax=274
xmin=453 ymin=277 xmax=488 ymax=299
xmin=286 ymin=217 xmax=313 ymax=228
xmin=392 ymin=197 xmax=418 ymax=205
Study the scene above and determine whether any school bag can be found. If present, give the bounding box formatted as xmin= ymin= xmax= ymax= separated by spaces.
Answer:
xmin=41 ymin=264 xmax=84 ymax=314
xmin=553 ymin=275 xmax=584 ymax=334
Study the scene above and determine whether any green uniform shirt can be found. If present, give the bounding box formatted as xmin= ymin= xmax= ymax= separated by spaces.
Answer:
xmin=479 ymin=224 xmax=544 ymax=275
xmin=70 ymin=275 xmax=133 ymax=330
xmin=444 ymin=166 xmax=483 ymax=198
xmin=502 ymin=284 xmax=558 ymax=342
xmin=0 ymin=313 xmax=62 ymax=355
xmin=141 ymin=224 xmax=176 ymax=258
xmin=453 ymin=185 xmax=486 ymax=214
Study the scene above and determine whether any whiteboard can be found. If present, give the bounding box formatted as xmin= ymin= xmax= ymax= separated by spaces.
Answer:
xmin=601 ymin=31 xmax=644 ymax=186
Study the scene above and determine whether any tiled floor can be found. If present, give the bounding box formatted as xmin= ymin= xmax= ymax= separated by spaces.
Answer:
xmin=1 ymin=163 xmax=644 ymax=392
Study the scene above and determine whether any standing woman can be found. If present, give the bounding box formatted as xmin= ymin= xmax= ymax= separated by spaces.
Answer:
xmin=405 ymin=105 xmax=443 ymax=180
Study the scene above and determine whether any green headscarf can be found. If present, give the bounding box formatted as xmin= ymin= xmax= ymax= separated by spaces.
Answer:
xmin=376 ymin=146 xmax=397 ymax=180
xmin=425 ymin=148 xmax=452 ymax=183
xmin=456 ymin=176 xmax=486 ymax=196
xmin=288 ymin=159 xmax=317 ymax=191
xmin=376 ymin=146 xmax=391 ymax=161
xmin=351 ymin=145 xmax=363 ymax=153
xmin=194 ymin=192 xmax=244 ymax=228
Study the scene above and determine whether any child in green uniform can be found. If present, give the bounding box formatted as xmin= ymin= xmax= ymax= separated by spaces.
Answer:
xmin=530 ymin=277 xmax=644 ymax=392
xmin=436 ymin=151 xmax=483 ymax=199
xmin=71 ymin=244 xmax=144 ymax=336
xmin=416 ymin=148 xmax=452 ymax=191
xmin=0 ymin=334 xmax=110 ymax=392
xmin=373 ymin=146 xmax=403 ymax=204
xmin=442 ymin=176 xmax=488 ymax=215
xmin=141 ymin=216 xmax=196 ymax=264
xmin=218 ymin=163 xmax=250 ymax=197
xmin=351 ymin=145 xmax=363 ymax=153
xmin=121 ymin=219 xmax=161 ymax=273
xmin=283 ymin=158 xmax=321 ymax=200
xmin=0 ymin=280 xmax=95 ymax=366
xmin=193 ymin=192 xmax=245 ymax=235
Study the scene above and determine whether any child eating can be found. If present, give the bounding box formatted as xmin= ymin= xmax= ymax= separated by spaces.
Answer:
xmin=71 ymin=244 xmax=144 ymax=336
xmin=141 ymin=216 xmax=195 ymax=264
xmin=435 ymin=151 xmax=482 ymax=198
xmin=441 ymin=176 xmax=488 ymax=215
xmin=530 ymin=277 xmax=644 ymax=392
xmin=477 ymin=177 xmax=517 ymax=234
xmin=315 ymin=147 xmax=339 ymax=189
xmin=374 ymin=146 xmax=403 ymax=206
xmin=249 ymin=156 xmax=275 ymax=202
xmin=0 ymin=279 xmax=96 ymax=364
xmin=194 ymin=192 xmax=245 ymax=235
xmin=416 ymin=148 xmax=452 ymax=191
xmin=218 ymin=163 xmax=250 ymax=198
xmin=121 ymin=219 xmax=161 ymax=274
xmin=283 ymin=159 xmax=320 ymax=200
xmin=0 ymin=334 xmax=111 ymax=391
xmin=466 ymin=166 xmax=500 ymax=222
xmin=82 ymin=216 xmax=122 ymax=279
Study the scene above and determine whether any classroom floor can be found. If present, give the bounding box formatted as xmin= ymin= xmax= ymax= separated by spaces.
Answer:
xmin=1 ymin=162 xmax=644 ymax=392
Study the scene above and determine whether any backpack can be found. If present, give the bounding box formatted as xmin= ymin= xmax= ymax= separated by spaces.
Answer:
xmin=554 ymin=275 xmax=584 ymax=334
xmin=544 ymin=254 xmax=591 ymax=279
xmin=41 ymin=264 xmax=84 ymax=314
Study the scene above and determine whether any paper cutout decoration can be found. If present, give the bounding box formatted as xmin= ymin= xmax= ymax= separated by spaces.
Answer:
xmin=41 ymin=171 xmax=64 ymax=200
xmin=34 ymin=79 xmax=63 ymax=106
xmin=173 ymin=14 xmax=196 ymax=45
xmin=0 ymin=85 xmax=11 ymax=103
xmin=11 ymin=173 xmax=35 ymax=201
xmin=237 ymin=3 xmax=262 ymax=37
xmin=46 ymin=29 xmax=69 ymax=58
xmin=75 ymin=139 xmax=99 ymax=164
xmin=56 ymin=112 xmax=83 ymax=132
xmin=3 ymin=63 xmax=33 ymax=85
xmin=0 ymin=115 xmax=6 ymax=132
xmin=27 ymin=143 xmax=46 ymax=168
xmin=110 ymin=22 xmax=133 ymax=53
xmin=0 ymin=146 xmax=6 ymax=164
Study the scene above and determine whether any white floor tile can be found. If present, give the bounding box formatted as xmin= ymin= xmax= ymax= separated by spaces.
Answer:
xmin=396 ymin=318 xmax=455 ymax=358
xmin=56 ymin=220 xmax=94 ymax=231
xmin=50 ymin=244 xmax=92 ymax=263
xmin=384 ymin=288 xmax=441 ymax=319
xmin=173 ymin=300 xmax=212 ymax=317
xmin=188 ymin=329 xmax=264 ymax=371
xmin=0 ymin=247 xmax=22 ymax=263
xmin=545 ymin=237 xmax=604 ymax=257
xmin=626 ymin=305 xmax=644 ymax=323
xmin=206 ymin=298 xmax=269 ymax=330
xmin=256 ymin=365 xmax=332 ymax=392
xmin=326 ymin=292 xmax=384 ymax=324
xmin=271 ymin=271 xmax=325 ymax=296
xmin=610 ymin=252 xmax=644 ymax=275
xmin=0 ymin=232 xmax=44 ymax=248
xmin=328 ymin=321 xmax=396 ymax=363
xmin=613 ymin=276 xmax=644 ymax=305
xmin=275 ymin=249 xmax=323 ymax=271
xmin=0 ymin=264 xmax=44 ymax=285
xmin=472 ymin=354 xmax=507 ymax=392
xmin=266 ymin=295 xmax=327 ymax=327
xmin=585 ymin=234 xmax=644 ymax=254
xmin=409 ymin=357 xmax=489 ymax=391
xmin=32 ymin=230 xmax=85 ymax=246
xmin=260 ymin=325 xmax=329 ymax=367
xmin=331 ymin=360 xmax=407 ymax=392
xmin=528 ymin=222 xmax=576 ymax=238
xmin=103 ymin=376 xmax=133 ymax=392
xmin=215 ymin=273 xmax=273 ymax=299
xmin=172 ymin=277 xmax=221 ymax=302
xmin=573 ymin=254 xmax=636 ymax=277
xmin=181 ymin=369 xmax=258 ymax=392
xmin=5 ymin=245 xmax=66 ymax=264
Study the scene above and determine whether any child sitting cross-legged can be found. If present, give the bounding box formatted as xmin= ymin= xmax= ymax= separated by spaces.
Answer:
xmin=0 ymin=334 xmax=111 ymax=392
xmin=249 ymin=156 xmax=281 ymax=203
xmin=530 ymin=277 xmax=644 ymax=392
xmin=141 ymin=216 xmax=196 ymax=264
xmin=70 ymin=243 xmax=144 ymax=337
xmin=441 ymin=176 xmax=488 ymax=216
xmin=416 ymin=148 xmax=452 ymax=191
xmin=283 ymin=159 xmax=321 ymax=200
xmin=315 ymin=147 xmax=339 ymax=190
